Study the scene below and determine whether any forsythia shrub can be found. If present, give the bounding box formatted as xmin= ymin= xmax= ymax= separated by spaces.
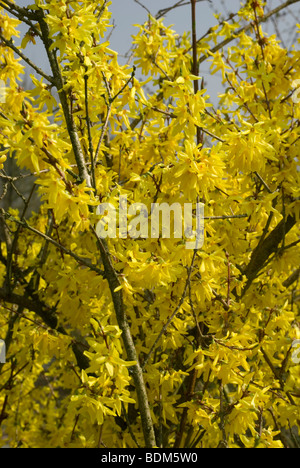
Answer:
xmin=0 ymin=0 xmax=299 ymax=448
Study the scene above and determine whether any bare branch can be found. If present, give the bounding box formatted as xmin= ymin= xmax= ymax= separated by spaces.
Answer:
xmin=133 ymin=0 xmax=151 ymax=16
xmin=156 ymin=0 xmax=209 ymax=20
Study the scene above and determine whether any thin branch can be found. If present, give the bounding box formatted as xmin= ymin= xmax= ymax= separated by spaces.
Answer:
xmin=200 ymin=127 xmax=225 ymax=142
xmin=191 ymin=0 xmax=199 ymax=95
xmin=142 ymin=250 xmax=198 ymax=371
xmin=94 ymin=73 xmax=113 ymax=165
xmin=191 ymin=0 xmax=203 ymax=146
xmin=0 ymin=169 xmax=27 ymax=204
xmin=112 ymin=67 xmax=136 ymax=104
xmin=283 ymin=238 xmax=300 ymax=251
xmin=2 ymin=304 xmax=48 ymax=331
xmin=204 ymin=214 xmax=248 ymax=220
xmin=218 ymin=382 xmax=228 ymax=448
xmin=4 ymin=183 xmax=36 ymax=294
xmin=240 ymin=214 xmax=296 ymax=296
xmin=37 ymin=11 xmax=91 ymax=186
xmin=133 ymin=0 xmax=151 ymax=15
xmin=84 ymin=72 xmax=96 ymax=189
xmin=122 ymin=402 xmax=141 ymax=448
xmin=261 ymin=347 xmax=296 ymax=406
xmin=254 ymin=171 xmax=273 ymax=194
xmin=153 ymin=60 xmax=171 ymax=81
xmin=252 ymin=2 xmax=272 ymax=119
xmin=283 ymin=268 xmax=300 ymax=288
xmin=225 ymin=251 xmax=231 ymax=308
xmin=0 ymin=290 xmax=90 ymax=371
xmin=174 ymin=277 xmax=202 ymax=448
xmin=214 ymin=338 xmax=259 ymax=352
xmin=95 ymin=69 xmax=135 ymax=165
xmin=212 ymin=289 xmax=230 ymax=311
xmin=150 ymin=107 xmax=224 ymax=142
xmin=156 ymin=0 xmax=209 ymax=20
xmin=91 ymin=226 xmax=157 ymax=448
xmin=2 ymin=212 xmax=105 ymax=277
xmin=225 ymin=73 xmax=259 ymax=123
xmin=198 ymin=0 xmax=300 ymax=66
xmin=0 ymin=34 xmax=55 ymax=84
xmin=0 ymin=1 xmax=42 ymax=39
xmin=0 ymin=0 xmax=38 ymax=20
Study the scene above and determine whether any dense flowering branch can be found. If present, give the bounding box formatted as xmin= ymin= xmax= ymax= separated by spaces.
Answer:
xmin=0 ymin=0 xmax=299 ymax=449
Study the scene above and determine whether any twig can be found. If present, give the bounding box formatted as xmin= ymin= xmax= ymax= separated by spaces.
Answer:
xmin=0 ymin=1 xmax=42 ymax=39
xmin=200 ymin=127 xmax=224 ymax=142
xmin=3 ymin=212 xmax=105 ymax=277
xmin=212 ymin=289 xmax=230 ymax=311
xmin=97 ymin=425 xmax=104 ymax=448
xmin=94 ymin=73 xmax=113 ymax=164
xmin=133 ymin=0 xmax=151 ymax=15
xmin=240 ymin=214 xmax=296 ymax=297
xmin=4 ymin=184 xmax=36 ymax=294
xmin=0 ymin=0 xmax=38 ymax=20
xmin=37 ymin=12 xmax=91 ymax=186
xmin=251 ymin=2 xmax=272 ymax=119
xmin=204 ymin=214 xmax=248 ymax=220
xmin=150 ymin=107 xmax=224 ymax=142
xmin=218 ymin=382 xmax=228 ymax=448
xmin=1 ymin=168 xmax=27 ymax=204
xmin=142 ymin=249 xmax=198 ymax=371
xmin=2 ymin=304 xmax=48 ymax=330
xmin=261 ymin=347 xmax=296 ymax=406
xmin=91 ymin=226 xmax=156 ymax=448
xmin=84 ymin=71 xmax=96 ymax=189
xmin=174 ymin=279 xmax=202 ymax=448
xmin=214 ymin=338 xmax=259 ymax=352
xmin=122 ymin=402 xmax=141 ymax=448
xmin=225 ymin=251 xmax=231 ymax=307
xmin=283 ymin=268 xmax=300 ymax=288
xmin=225 ymin=73 xmax=259 ymax=123
xmin=156 ymin=0 xmax=208 ymax=20
xmin=254 ymin=171 xmax=273 ymax=194
xmin=153 ymin=60 xmax=171 ymax=81
xmin=111 ymin=67 xmax=136 ymax=103
xmin=191 ymin=0 xmax=203 ymax=145
xmin=95 ymin=69 xmax=135 ymax=164
xmin=198 ymin=0 xmax=300 ymax=66
xmin=0 ymin=34 xmax=55 ymax=84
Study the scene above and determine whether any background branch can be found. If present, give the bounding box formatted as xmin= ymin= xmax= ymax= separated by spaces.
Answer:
xmin=198 ymin=0 xmax=300 ymax=66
